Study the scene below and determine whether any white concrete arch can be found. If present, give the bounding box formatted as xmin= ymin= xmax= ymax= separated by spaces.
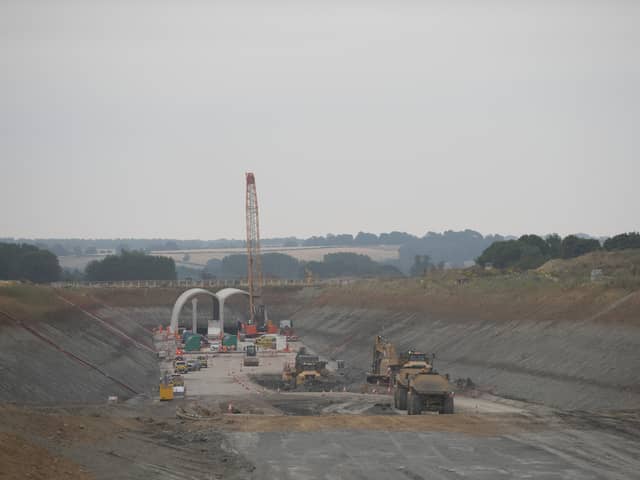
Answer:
xmin=169 ymin=287 xmax=250 ymax=335
xmin=169 ymin=288 xmax=219 ymax=334
xmin=216 ymin=288 xmax=250 ymax=334
xmin=216 ymin=287 xmax=250 ymax=303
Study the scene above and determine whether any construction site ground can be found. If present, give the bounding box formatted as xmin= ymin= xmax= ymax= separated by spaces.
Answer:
xmin=2 ymin=347 xmax=639 ymax=479
xmin=1 ymin=282 xmax=639 ymax=479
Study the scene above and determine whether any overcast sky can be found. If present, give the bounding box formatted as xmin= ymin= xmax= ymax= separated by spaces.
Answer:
xmin=1 ymin=1 xmax=638 ymax=240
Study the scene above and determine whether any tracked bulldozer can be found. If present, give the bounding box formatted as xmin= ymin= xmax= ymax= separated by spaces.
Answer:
xmin=366 ymin=335 xmax=402 ymax=385
xmin=394 ymin=350 xmax=454 ymax=415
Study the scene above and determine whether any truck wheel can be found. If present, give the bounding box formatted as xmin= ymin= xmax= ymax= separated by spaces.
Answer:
xmin=407 ymin=392 xmax=415 ymax=415
xmin=441 ymin=396 xmax=454 ymax=414
xmin=396 ymin=386 xmax=408 ymax=410
xmin=409 ymin=392 xmax=422 ymax=415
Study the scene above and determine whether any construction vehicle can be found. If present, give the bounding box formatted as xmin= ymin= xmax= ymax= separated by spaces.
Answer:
xmin=256 ymin=335 xmax=276 ymax=349
xmin=243 ymin=172 xmax=267 ymax=337
xmin=243 ymin=344 xmax=260 ymax=366
xmin=393 ymin=350 xmax=454 ymax=415
xmin=170 ymin=374 xmax=186 ymax=398
xmin=241 ymin=322 xmax=259 ymax=338
xmin=265 ymin=320 xmax=279 ymax=334
xmin=174 ymin=360 xmax=187 ymax=374
xmin=159 ymin=374 xmax=174 ymax=401
xmin=282 ymin=348 xmax=327 ymax=388
xmin=367 ymin=335 xmax=402 ymax=385
xmin=241 ymin=173 xmax=284 ymax=339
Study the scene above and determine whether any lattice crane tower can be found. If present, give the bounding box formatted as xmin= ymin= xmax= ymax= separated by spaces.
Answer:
xmin=245 ymin=172 xmax=264 ymax=324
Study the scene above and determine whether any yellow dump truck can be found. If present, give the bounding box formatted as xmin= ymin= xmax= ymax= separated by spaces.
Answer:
xmin=282 ymin=349 xmax=326 ymax=388
xmin=394 ymin=351 xmax=454 ymax=415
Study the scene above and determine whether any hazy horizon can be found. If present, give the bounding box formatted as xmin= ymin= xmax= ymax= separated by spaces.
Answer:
xmin=0 ymin=230 xmax=609 ymax=243
xmin=2 ymin=1 xmax=638 ymax=240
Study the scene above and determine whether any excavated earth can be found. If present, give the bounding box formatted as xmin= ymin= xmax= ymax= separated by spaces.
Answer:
xmin=0 ymin=283 xmax=639 ymax=479
xmin=269 ymin=286 xmax=640 ymax=410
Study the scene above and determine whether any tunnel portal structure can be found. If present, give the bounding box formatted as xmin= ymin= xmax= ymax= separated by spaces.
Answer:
xmin=169 ymin=287 xmax=250 ymax=336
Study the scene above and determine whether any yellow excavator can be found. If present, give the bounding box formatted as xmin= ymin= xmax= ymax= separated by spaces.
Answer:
xmin=366 ymin=335 xmax=402 ymax=385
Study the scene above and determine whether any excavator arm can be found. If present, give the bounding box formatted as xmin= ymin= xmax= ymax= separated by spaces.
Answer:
xmin=367 ymin=336 xmax=400 ymax=384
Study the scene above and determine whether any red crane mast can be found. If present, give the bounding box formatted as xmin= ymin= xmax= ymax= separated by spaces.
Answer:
xmin=245 ymin=172 xmax=264 ymax=327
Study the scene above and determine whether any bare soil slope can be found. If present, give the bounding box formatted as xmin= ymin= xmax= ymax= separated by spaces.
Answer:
xmin=267 ymin=254 xmax=640 ymax=410
xmin=0 ymin=286 xmax=161 ymax=405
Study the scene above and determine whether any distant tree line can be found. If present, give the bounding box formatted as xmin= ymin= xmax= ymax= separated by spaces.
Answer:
xmin=301 ymin=231 xmax=421 ymax=247
xmin=476 ymin=232 xmax=640 ymax=270
xmin=6 ymin=230 xmax=639 ymax=281
xmin=603 ymin=232 xmax=640 ymax=251
xmin=85 ymin=250 xmax=176 ymax=281
xmin=0 ymin=243 xmax=61 ymax=283
xmin=203 ymin=253 xmax=301 ymax=280
xmin=305 ymin=253 xmax=401 ymax=278
xmin=0 ymin=231 xmax=522 ymax=274
xmin=397 ymin=230 xmax=505 ymax=272
xmin=0 ymin=230 xmax=486 ymax=258
xmin=202 ymin=252 xmax=401 ymax=280
xmin=0 ymin=238 xmax=248 ymax=256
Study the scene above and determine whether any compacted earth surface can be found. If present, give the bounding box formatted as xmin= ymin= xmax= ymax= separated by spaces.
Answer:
xmin=2 ymin=352 xmax=639 ymax=480
xmin=0 ymin=282 xmax=639 ymax=479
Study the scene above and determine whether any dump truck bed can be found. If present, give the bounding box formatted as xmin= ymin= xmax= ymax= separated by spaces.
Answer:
xmin=411 ymin=374 xmax=451 ymax=394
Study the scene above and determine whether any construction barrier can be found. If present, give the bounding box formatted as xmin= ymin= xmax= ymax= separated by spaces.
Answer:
xmin=51 ymin=278 xmax=355 ymax=289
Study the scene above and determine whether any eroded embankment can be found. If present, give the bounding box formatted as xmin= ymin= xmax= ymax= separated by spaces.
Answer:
xmin=269 ymin=285 xmax=640 ymax=410
xmin=3 ymin=280 xmax=639 ymax=410
xmin=0 ymin=286 xmax=162 ymax=404
xmin=0 ymin=284 xmax=251 ymax=405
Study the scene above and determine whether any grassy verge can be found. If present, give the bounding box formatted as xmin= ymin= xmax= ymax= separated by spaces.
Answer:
xmin=0 ymin=284 xmax=67 ymax=322
xmin=307 ymin=251 xmax=640 ymax=324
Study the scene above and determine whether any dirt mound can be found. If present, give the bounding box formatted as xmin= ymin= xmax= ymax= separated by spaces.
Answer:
xmin=537 ymin=250 xmax=640 ymax=275
xmin=0 ymin=403 xmax=255 ymax=480
xmin=0 ymin=432 xmax=92 ymax=480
